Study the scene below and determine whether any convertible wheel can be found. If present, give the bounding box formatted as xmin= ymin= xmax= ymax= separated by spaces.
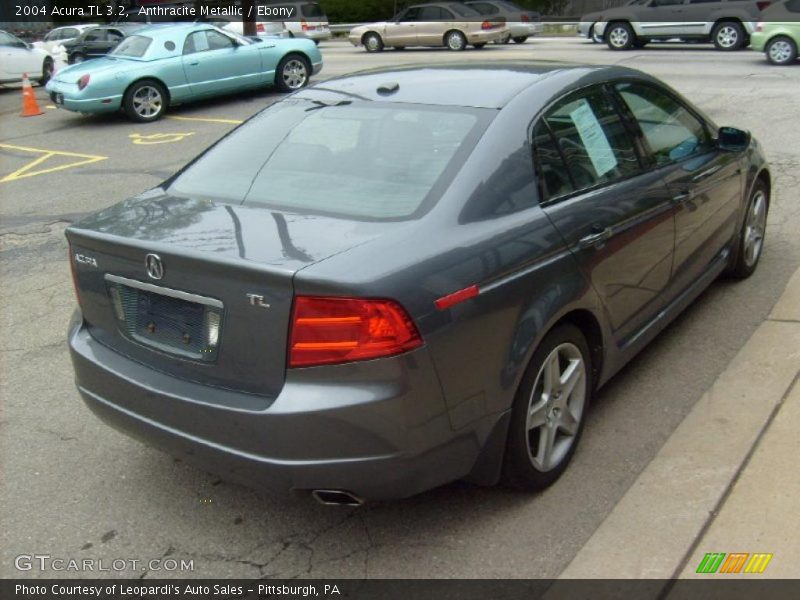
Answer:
xmin=606 ymin=22 xmax=635 ymax=50
xmin=765 ymin=36 xmax=798 ymax=65
xmin=503 ymin=324 xmax=591 ymax=491
xmin=445 ymin=30 xmax=467 ymax=51
xmin=275 ymin=55 xmax=310 ymax=92
xmin=39 ymin=57 xmax=54 ymax=85
xmin=728 ymin=181 xmax=769 ymax=278
xmin=363 ymin=32 xmax=384 ymax=53
xmin=123 ymin=80 xmax=167 ymax=123
xmin=713 ymin=21 xmax=745 ymax=51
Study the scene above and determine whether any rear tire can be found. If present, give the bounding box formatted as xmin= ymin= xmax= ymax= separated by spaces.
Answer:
xmin=363 ymin=32 xmax=384 ymax=53
xmin=502 ymin=324 xmax=592 ymax=491
xmin=123 ymin=79 xmax=167 ymax=123
xmin=765 ymin=36 xmax=798 ymax=65
xmin=39 ymin=57 xmax=53 ymax=85
xmin=445 ymin=30 xmax=467 ymax=51
xmin=274 ymin=54 xmax=310 ymax=93
xmin=512 ymin=36 xmax=528 ymax=44
xmin=473 ymin=42 xmax=487 ymax=49
xmin=605 ymin=21 xmax=635 ymax=50
xmin=727 ymin=181 xmax=769 ymax=279
xmin=712 ymin=21 xmax=745 ymax=51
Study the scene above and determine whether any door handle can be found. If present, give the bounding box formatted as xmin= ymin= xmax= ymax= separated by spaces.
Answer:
xmin=692 ymin=165 xmax=721 ymax=182
xmin=189 ymin=61 xmax=200 ymax=66
xmin=578 ymin=227 xmax=612 ymax=249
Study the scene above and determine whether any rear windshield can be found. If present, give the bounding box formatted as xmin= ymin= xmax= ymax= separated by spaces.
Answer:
xmin=167 ymin=99 xmax=489 ymax=220
xmin=111 ymin=35 xmax=152 ymax=57
xmin=301 ymin=3 xmax=325 ymax=18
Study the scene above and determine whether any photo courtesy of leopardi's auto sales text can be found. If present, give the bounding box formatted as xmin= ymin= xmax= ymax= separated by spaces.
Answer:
xmin=0 ymin=0 xmax=798 ymax=598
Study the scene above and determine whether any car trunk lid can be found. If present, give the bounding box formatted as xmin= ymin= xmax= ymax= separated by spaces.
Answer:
xmin=67 ymin=190 xmax=392 ymax=398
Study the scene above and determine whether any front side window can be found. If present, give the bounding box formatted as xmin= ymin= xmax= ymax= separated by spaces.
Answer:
xmin=206 ymin=30 xmax=234 ymax=50
xmin=398 ymin=7 xmax=421 ymax=21
xmin=615 ymin=82 xmax=713 ymax=166
xmin=540 ymin=88 xmax=641 ymax=194
xmin=184 ymin=30 xmax=232 ymax=54
xmin=533 ymin=121 xmax=573 ymax=202
xmin=168 ymin=101 xmax=488 ymax=220
xmin=419 ymin=6 xmax=446 ymax=20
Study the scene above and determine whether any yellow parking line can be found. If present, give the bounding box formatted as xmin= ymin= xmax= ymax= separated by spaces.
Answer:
xmin=167 ymin=115 xmax=243 ymax=125
xmin=0 ymin=143 xmax=107 ymax=183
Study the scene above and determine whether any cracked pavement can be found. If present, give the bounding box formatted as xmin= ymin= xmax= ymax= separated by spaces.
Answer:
xmin=1 ymin=39 xmax=798 ymax=579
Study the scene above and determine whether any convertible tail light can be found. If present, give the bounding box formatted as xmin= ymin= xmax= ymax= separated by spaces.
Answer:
xmin=521 ymin=13 xmax=530 ymax=22
xmin=756 ymin=1 xmax=771 ymax=10
xmin=288 ymin=296 xmax=422 ymax=368
xmin=77 ymin=74 xmax=90 ymax=91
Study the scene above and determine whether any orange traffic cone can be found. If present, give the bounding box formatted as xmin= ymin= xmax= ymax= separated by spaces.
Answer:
xmin=21 ymin=73 xmax=44 ymax=117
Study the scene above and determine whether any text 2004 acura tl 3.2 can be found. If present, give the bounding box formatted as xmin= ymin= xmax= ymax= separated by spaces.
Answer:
xmin=66 ymin=64 xmax=770 ymax=505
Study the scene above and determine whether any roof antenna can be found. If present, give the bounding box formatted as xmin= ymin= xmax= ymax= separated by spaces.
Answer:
xmin=377 ymin=82 xmax=400 ymax=96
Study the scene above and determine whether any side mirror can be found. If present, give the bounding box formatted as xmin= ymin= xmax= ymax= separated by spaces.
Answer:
xmin=718 ymin=126 xmax=750 ymax=152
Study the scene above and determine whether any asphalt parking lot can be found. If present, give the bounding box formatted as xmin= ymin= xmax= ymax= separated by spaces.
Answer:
xmin=1 ymin=37 xmax=799 ymax=579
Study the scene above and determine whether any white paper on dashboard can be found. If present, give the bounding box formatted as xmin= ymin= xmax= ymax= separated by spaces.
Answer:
xmin=569 ymin=100 xmax=618 ymax=178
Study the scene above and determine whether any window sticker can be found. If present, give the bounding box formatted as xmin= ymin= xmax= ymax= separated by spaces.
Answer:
xmin=569 ymin=100 xmax=618 ymax=178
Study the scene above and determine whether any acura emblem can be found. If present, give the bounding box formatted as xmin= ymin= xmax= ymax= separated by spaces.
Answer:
xmin=145 ymin=253 xmax=164 ymax=280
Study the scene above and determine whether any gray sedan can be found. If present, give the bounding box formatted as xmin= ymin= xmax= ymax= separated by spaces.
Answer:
xmin=66 ymin=64 xmax=770 ymax=504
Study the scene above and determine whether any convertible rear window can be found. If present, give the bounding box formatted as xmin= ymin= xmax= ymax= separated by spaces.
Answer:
xmin=111 ymin=35 xmax=152 ymax=57
xmin=168 ymin=100 xmax=489 ymax=220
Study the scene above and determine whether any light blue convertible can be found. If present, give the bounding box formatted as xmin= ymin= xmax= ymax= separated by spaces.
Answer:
xmin=46 ymin=23 xmax=323 ymax=122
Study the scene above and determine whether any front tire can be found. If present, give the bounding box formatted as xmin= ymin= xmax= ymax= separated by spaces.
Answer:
xmin=275 ymin=54 xmax=310 ymax=93
xmin=39 ymin=57 xmax=53 ymax=85
xmin=712 ymin=21 xmax=746 ymax=51
xmin=123 ymin=79 xmax=167 ymax=123
xmin=727 ymin=181 xmax=769 ymax=278
xmin=502 ymin=324 xmax=592 ymax=491
xmin=445 ymin=30 xmax=467 ymax=51
xmin=605 ymin=22 xmax=635 ymax=50
xmin=363 ymin=32 xmax=384 ymax=53
xmin=512 ymin=36 xmax=528 ymax=44
xmin=765 ymin=36 xmax=798 ymax=65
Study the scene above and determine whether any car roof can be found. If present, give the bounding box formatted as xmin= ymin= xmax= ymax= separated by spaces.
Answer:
xmin=300 ymin=63 xmax=645 ymax=110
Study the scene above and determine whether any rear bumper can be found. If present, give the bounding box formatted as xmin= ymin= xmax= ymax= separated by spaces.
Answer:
xmin=468 ymin=28 xmax=510 ymax=44
xmin=69 ymin=315 xmax=494 ymax=500
xmin=45 ymin=79 xmax=122 ymax=114
xmin=508 ymin=23 xmax=542 ymax=37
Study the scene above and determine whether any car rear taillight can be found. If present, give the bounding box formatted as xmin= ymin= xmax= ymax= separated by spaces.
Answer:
xmin=77 ymin=74 xmax=90 ymax=91
xmin=756 ymin=1 xmax=771 ymax=10
xmin=257 ymin=23 xmax=265 ymax=33
xmin=481 ymin=20 xmax=493 ymax=30
xmin=521 ymin=13 xmax=530 ymax=22
xmin=288 ymin=296 xmax=423 ymax=368
xmin=301 ymin=20 xmax=312 ymax=31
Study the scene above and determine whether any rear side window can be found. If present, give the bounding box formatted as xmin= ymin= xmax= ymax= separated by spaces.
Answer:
xmin=168 ymin=101 xmax=489 ymax=220
xmin=615 ymin=82 xmax=713 ymax=166
xmin=469 ymin=3 xmax=500 ymax=15
xmin=538 ymin=88 xmax=641 ymax=195
xmin=83 ymin=29 xmax=105 ymax=42
xmin=450 ymin=3 xmax=481 ymax=16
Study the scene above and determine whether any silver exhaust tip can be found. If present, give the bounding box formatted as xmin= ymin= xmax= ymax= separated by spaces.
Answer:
xmin=311 ymin=489 xmax=364 ymax=507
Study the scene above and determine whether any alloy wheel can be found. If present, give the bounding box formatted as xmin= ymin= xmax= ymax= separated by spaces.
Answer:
xmin=743 ymin=189 xmax=767 ymax=267
xmin=768 ymin=39 xmax=794 ymax=64
xmin=132 ymin=85 xmax=163 ymax=119
xmin=716 ymin=25 xmax=739 ymax=49
xmin=282 ymin=59 xmax=308 ymax=90
xmin=525 ymin=342 xmax=587 ymax=472
xmin=447 ymin=32 xmax=466 ymax=51
xmin=608 ymin=27 xmax=629 ymax=49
